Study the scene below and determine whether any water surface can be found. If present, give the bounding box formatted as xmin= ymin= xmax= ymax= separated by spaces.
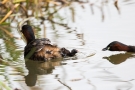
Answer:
xmin=0 ymin=1 xmax=135 ymax=90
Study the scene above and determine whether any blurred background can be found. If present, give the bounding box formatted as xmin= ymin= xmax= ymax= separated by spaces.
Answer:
xmin=0 ymin=0 xmax=135 ymax=90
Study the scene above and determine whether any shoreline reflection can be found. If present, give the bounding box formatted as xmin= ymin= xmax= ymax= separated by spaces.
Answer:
xmin=103 ymin=53 xmax=135 ymax=64
xmin=24 ymin=58 xmax=63 ymax=86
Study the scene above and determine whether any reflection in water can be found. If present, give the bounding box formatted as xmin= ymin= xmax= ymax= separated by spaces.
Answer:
xmin=103 ymin=53 xmax=135 ymax=64
xmin=25 ymin=58 xmax=62 ymax=86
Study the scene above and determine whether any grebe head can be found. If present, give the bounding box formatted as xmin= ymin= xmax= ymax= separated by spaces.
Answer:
xmin=60 ymin=48 xmax=78 ymax=57
xmin=71 ymin=49 xmax=78 ymax=54
xmin=21 ymin=25 xmax=35 ymax=44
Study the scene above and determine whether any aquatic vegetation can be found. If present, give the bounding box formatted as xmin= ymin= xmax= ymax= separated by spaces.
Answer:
xmin=0 ymin=0 xmax=128 ymax=24
xmin=0 ymin=81 xmax=12 ymax=90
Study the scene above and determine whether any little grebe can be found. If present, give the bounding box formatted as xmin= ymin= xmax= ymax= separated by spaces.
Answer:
xmin=21 ymin=25 xmax=78 ymax=61
xmin=102 ymin=41 xmax=135 ymax=52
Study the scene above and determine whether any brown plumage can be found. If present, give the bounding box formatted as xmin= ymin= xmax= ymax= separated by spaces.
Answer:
xmin=21 ymin=25 xmax=78 ymax=61
xmin=102 ymin=41 xmax=135 ymax=52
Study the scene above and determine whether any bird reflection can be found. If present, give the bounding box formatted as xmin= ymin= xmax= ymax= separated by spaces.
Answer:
xmin=24 ymin=58 xmax=62 ymax=86
xmin=103 ymin=53 xmax=135 ymax=64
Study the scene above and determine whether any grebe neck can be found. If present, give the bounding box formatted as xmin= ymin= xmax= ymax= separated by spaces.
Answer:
xmin=21 ymin=25 xmax=35 ymax=44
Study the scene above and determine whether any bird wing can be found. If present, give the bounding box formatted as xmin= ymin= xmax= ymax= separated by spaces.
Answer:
xmin=24 ymin=38 xmax=51 ymax=56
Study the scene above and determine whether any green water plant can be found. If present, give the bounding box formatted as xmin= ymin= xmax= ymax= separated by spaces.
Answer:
xmin=0 ymin=81 xmax=12 ymax=90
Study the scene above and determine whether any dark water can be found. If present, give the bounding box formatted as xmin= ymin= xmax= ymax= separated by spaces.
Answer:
xmin=0 ymin=1 xmax=135 ymax=90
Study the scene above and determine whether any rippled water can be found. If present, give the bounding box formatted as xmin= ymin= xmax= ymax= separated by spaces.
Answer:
xmin=0 ymin=1 xmax=135 ymax=90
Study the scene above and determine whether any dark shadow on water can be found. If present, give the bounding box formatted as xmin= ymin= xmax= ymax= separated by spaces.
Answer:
xmin=103 ymin=53 xmax=135 ymax=64
xmin=24 ymin=58 xmax=63 ymax=86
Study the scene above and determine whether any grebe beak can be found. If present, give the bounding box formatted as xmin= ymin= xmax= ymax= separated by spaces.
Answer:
xmin=102 ymin=48 xmax=107 ymax=51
